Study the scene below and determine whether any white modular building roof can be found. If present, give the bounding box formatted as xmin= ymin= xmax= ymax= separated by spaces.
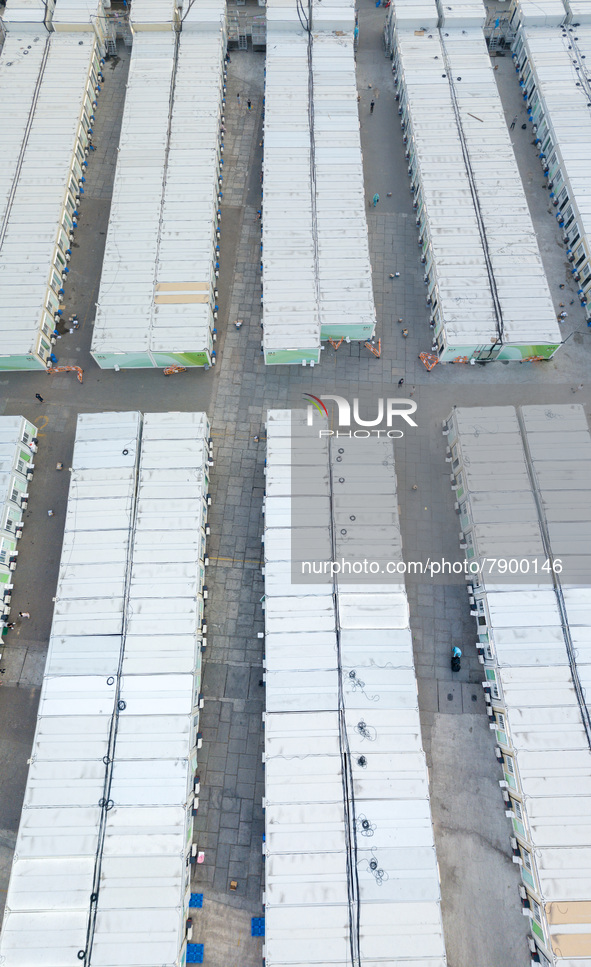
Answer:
xmin=92 ymin=1 xmax=225 ymax=367
xmin=128 ymin=0 xmax=175 ymax=29
xmin=565 ymin=0 xmax=591 ymax=23
xmin=0 ymin=27 xmax=99 ymax=361
xmin=437 ymin=0 xmax=486 ymax=27
xmin=93 ymin=32 xmax=176 ymax=358
xmin=510 ymin=0 xmax=566 ymax=28
xmin=51 ymin=0 xmax=109 ymax=30
xmin=262 ymin=0 xmax=375 ymax=363
xmin=511 ymin=2 xmax=591 ymax=315
xmin=0 ymin=30 xmax=50 ymax=238
xmin=262 ymin=410 xmax=447 ymax=967
xmin=388 ymin=0 xmax=439 ymax=29
xmin=1 ymin=0 xmax=52 ymax=25
xmin=311 ymin=10 xmax=377 ymax=341
xmin=447 ymin=404 xmax=591 ymax=965
xmin=0 ymin=410 xmax=210 ymax=967
xmin=392 ymin=2 xmax=562 ymax=357
xmin=262 ymin=11 xmax=320 ymax=361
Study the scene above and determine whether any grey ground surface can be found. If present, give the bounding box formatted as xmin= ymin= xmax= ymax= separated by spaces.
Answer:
xmin=0 ymin=3 xmax=589 ymax=965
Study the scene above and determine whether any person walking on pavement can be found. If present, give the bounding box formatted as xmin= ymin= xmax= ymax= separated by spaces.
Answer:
xmin=572 ymin=383 xmax=584 ymax=394
xmin=237 ymin=92 xmax=241 ymax=105
xmin=370 ymin=99 xmax=375 ymax=114
xmin=402 ymin=329 xmax=409 ymax=338
xmin=372 ymin=193 xmax=380 ymax=207
xmin=35 ymin=393 xmax=44 ymax=403
xmin=19 ymin=611 xmax=30 ymax=619
xmin=398 ymin=378 xmax=404 ymax=386
xmin=510 ymin=115 xmax=517 ymax=130
xmin=247 ymin=99 xmax=252 ymax=111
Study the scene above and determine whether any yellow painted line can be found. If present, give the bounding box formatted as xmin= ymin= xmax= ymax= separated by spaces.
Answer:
xmin=34 ymin=415 xmax=49 ymax=437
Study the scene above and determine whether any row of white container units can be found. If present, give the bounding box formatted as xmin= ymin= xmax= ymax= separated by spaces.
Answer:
xmin=0 ymin=417 xmax=38 ymax=626
xmin=509 ymin=0 xmax=591 ymax=323
xmin=260 ymin=411 xmax=448 ymax=965
xmin=0 ymin=411 xmax=213 ymax=967
xmin=90 ymin=0 xmax=228 ymax=370
xmin=0 ymin=1 xmax=107 ymax=371
xmin=261 ymin=0 xmax=376 ymax=366
xmin=389 ymin=0 xmax=563 ymax=363
xmin=443 ymin=403 xmax=591 ymax=967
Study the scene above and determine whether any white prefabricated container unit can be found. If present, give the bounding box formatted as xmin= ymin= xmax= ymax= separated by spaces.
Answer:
xmin=389 ymin=0 xmax=562 ymax=363
xmin=262 ymin=0 xmax=376 ymax=366
xmin=507 ymin=0 xmax=564 ymax=29
xmin=261 ymin=410 xmax=447 ymax=966
xmin=509 ymin=0 xmax=591 ymax=324
xmin=0 ymin=0 xmax=54 ymax=26
xmin=91 ymin=0 xmax=227 ymax=369
xmin=0 ymin=0 xmax=106 ymax=371
xmin=0 ymin=417 xmax=38 ymax=603
xmin=262 ymin=5 xmax=321 ymax=366
xmin=435 ymin=0 xmax=487 ymax=26
xmin=443 ymin=403 xmax=591 ymax=967
xmin=0 ymin=410 xmax=211 ymax=967
xmin=311 ymin=2 xmax=376 ymax=346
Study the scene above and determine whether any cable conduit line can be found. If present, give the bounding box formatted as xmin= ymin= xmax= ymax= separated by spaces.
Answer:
xmin=560 ymin=28 xmax=591 ymax=116
xmin=326 ymin=433 xmax=362 ymax=967
xmin=148 ymin=22 xmax=182 ymax=355
xmin=81 ymin=418 xmax=144 ymax=967
xmin=305 ymin=0 xmax=323 ymax=344
xmin=0 ymin=34 xmax=52 ymax=253
xmin=438 ymin=31 xmax=505 ymax=356
xmin=516 ymin=407 xmax=591 ymax=749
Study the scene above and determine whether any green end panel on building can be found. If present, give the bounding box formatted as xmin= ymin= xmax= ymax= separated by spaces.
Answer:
xmin=496 ymin=344 xmax=559 ymax=361
xmin=152 ymin=352 xmax=210 ymax=368
xmin=264 ymin=348 xmax=321 ymax=366
xmin=0 ymin=356 xmax=46 ymax=371
xmin=92 ymin=352 xmax=154 ymax=369
xmin=531 ymin=920 xmax=544 ymax=942
xmin=440 ymin=344 xmax=560 ymax=363
xmin=320 ymin=324 xmax=374 ymax=341
xmin=93 ymin=351 xmax=211 ymax=369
